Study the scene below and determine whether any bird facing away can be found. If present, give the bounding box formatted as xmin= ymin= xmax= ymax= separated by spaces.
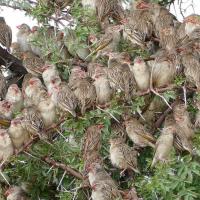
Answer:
xmin=109 ymin=137 xmax=139 ymax=173
xmin=0 ymin=17 xmax=12 ymax=51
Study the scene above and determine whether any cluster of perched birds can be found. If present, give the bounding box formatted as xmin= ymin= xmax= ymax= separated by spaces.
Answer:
xmin=0 ymin=0 xmax=200 ymax=199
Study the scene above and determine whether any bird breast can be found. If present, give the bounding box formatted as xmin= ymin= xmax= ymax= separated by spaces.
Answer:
xmin=110 ymin=146 xmax=124 ymax=168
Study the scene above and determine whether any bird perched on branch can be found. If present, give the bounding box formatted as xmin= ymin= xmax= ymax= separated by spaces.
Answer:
xmin=5 ymin=84 xmax=23 ymax=113
xmin=28 ymin=26 xmax=42 ymax=56
xmin=109 ymin=137 xmax=139 ymax=174
xmin=8 ymin=117 xmax=30 ymax=150
xmin=130 ymin=57 xmax=150 ymax=92
xmin=0 ymin=129 xmax=14 ymax=161
xmin=124 ymin=117 xmax=156 ymax=148
xmin=16 ymin=23 xmax=31 ymax=52
xmin=106 ymin=52 xmax=136 ymax=101
xmin=48 ymin=80 xmax=78 ymax=117
xmin=22 ymin=51 xmax=45 ymax=77
xmin=95 ymin=0 xmax=125 ymax=30
xmin=0 ymin=17 xmax=12 ymax=52
xmin=151 ymin=115 xmax=175 ymax=167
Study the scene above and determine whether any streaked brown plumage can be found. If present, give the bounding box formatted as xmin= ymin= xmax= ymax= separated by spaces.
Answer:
xmin=22 ymin=51 xmax=45 ymax=77
xmin=5 ymin=186 xmax=29 ymax=200
xmin=11 ymin=42 xmax=23 ymax=60
xmin=0 ymin=17 xmax=12 ymax=51
xmin=173 ymin=102 xmax=194 ymax=139
xmin=21 ymin=106 xmax=45 ymax=137
xmin=106 ymin=53 xmax=136 ymax=101
xmin=109 ymin=137 xmax=139 ymax=173
xmin=95 ymin=0 xmax=125 ymax=29
xmin=0 ymin=129 xmax=14 ymax=161
xmin=82 ymin=124 xmax=103 ymax=159
xmin=124 ymin=117 xmax=156 ymax=148
xmin=151 ymin=115 xmax=175 ymax=167
xmin=48 ymin=81 xmax=78 ymax=117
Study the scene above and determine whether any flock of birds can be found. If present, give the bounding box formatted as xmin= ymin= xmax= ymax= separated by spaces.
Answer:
xmin=0 ymin=0 xmax=200 ymax=199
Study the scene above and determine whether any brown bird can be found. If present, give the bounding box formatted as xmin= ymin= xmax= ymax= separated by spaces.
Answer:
xmin=180 ymin=50 xmax=200 ymax=91
xmin=5 ymin=84 xmax=23 ymax=113
xmin=21 ymin=106 xmax=45 ymax=138
xmin=5 ymin=186 xmax=29 ymax=200
xmin=151 ymin=115 xmax=175 ymax=167
xmin=95 ymin=0 xmax=125 ymax=29
xmin=0 ymin=100 xmax=13 ymax=120
xmin=124 ymin=117 xmax=156 ymax=148
xmin=69 ymin=72 xmax=96 ymax=115
xmin=110 ymin=120 xmax=127 ymax=141
xmin=0 ymin=129 xmax=14 ymax=161
xmin=8 ymin=117 xmax=30 ymax=150
xmin=123 ymin=1 xmax=153 ymax=48
xmin=93 ymin=66 xmax=113 ymax=106
xmin=159 ymin=27 xmax=178 ymax=51
xmin=0 ymin=70 xmax=7 ymax=100
xmin=88 ymin=163 xmax=122 ymax=200
xmin=130 ymin=57 xmax=150 ymax=91
xmin=22 ymin=51 xmax=45 ymax=77
xmin=28 ymin=26 xmax=42 ymax=56
xmin=106 ymin=53 xmax=136 ymax=101
xmin=147 ymin=51 xmax=176 ymax=88
xmin=11 ymin=42 xmax=23 ymax=60
xmin=173 ymin=102 xmax=194 ymax=139
xmin=42 ymin=64 xmax=61 ymax=90
xmin=0 ymin=17 xmax=12 ymax=51
xmin=48 ymin=80 xmax=78 ymax=117
xmin=109 ymin=137 xmax=139 ymax=174
xmin=16 ymin=23 xmax=31 ymax=52
xmin=82 ymin=124 xmax=104 ymax=159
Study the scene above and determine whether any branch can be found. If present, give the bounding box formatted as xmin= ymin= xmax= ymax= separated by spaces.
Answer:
xmin=43 ymin=157 xmax=84 ymax=180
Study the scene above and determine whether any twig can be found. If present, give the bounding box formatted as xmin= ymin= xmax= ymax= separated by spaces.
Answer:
xmin=43 ymin=157 xmax=84 ymax=180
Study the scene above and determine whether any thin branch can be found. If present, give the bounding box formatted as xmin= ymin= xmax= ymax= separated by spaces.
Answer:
xmin=43 ymin=157 xmax=84 ymax=180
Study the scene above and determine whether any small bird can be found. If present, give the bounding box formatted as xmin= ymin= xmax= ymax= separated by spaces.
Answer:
xmin=22 ymin=51 xmax=45 ymax=77
xmin=0 ymin=100 xmax=13 ymax=120
xmin=151 ymin=115 xmax=175 ymax=167
xmin=42 ymin=64 xmax=61 ymax=89
xmin=0 ymin=17 xmax=12 ymax=51
xmin=28 ymin=26 xmax=42 ymax=56
xmin=8 ymin=117 xmax=30 ymax=150
xmin=16 ymin=23 xmax=31 ymax=52
xmin=124 ymin=117 xmax=156 ymax=148
xmin=147 ymin=51 xmax=176 ymax=88
xmin=48 ymin=80 xmax=78 ymax=117
xmin=5 ymin=186 xmax=29 ymax=200
xmin=0 ymin=70 xmax=7 ymax=100
xmin=92 ymin=66 xmax=113 ymax=106
xmin=130 ymin=57 xmax=150 ymax=91
xmin=21 ymin=106 xmax=45 ymax=137
xmin=0 ymin=129 xmax=14 ymax=161
xmin=106 ymin=53 xmax=136 ymax=101
xmin=88 ymin=162 xmax=122 ymax=200
xmin=11 ymin=42 xmax=23 ymax=60
xmin=5 ymin=84 xmax=23 ymax=113
xmin=82 ymin=124 xmax=104 ymax=159
xmin=95 ymin=0 xmax=125 ymax=29
xmin=109 ymin=137 xmax=139 ymax=174
xmin=173 ymin=102 xmax=194 ymax=139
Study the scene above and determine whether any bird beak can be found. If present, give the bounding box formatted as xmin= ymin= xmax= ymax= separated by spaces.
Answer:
xmin=16 ymin=25 xmax=21 ymax=29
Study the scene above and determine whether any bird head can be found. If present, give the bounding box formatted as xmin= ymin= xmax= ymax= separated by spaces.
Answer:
xmin=17 ymin=23 xmax=31 ymax=33
xmin=11 ymin=119 xmax=21 ymax=126
xmin=136 ymin=1 xmax=150 ymax=9
xmin=31 ymin=26 xmax=39 ymax=33
xmin=29 ymin=78 xmax=41 ymax=86
xmin=184 ymin=15 xmax=200 ymax=25
xmin=134 ymin=56 xmax=144 ymax=64
xmin=8 ymin=84 xmax=19 ymax=94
